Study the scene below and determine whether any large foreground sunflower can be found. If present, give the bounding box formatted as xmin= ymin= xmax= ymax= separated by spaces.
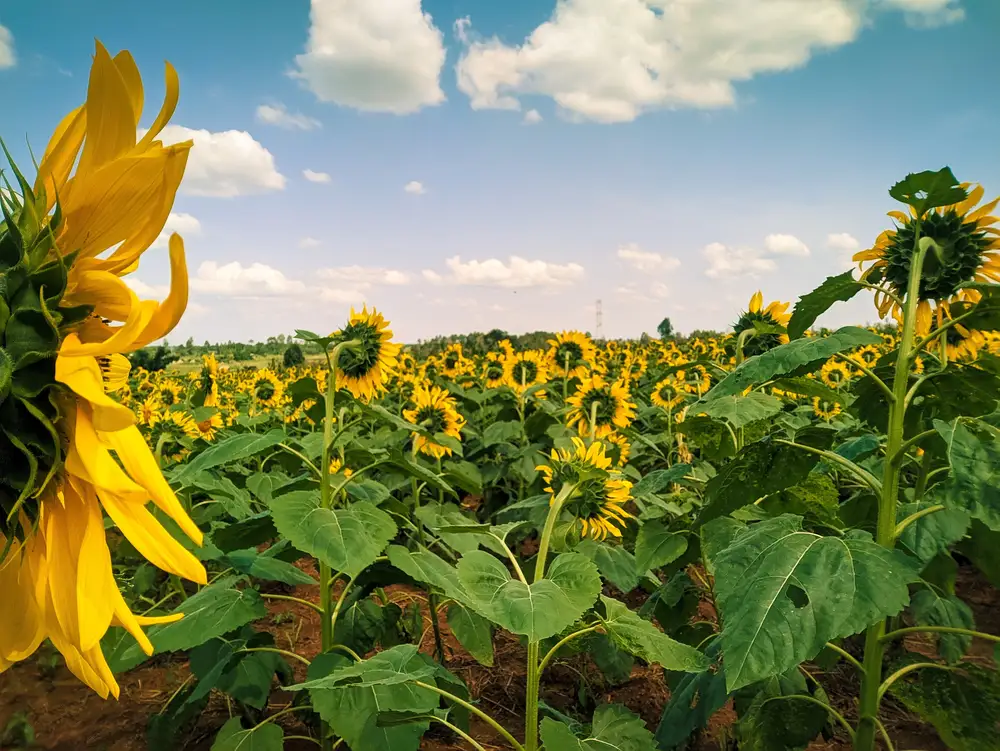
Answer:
xmin=854 ymin=182 xmax=1000 ymax=334
xmin=732 ymin=291 xmax=791 ymax=357
xmin=329 ymin=306 xmax=400 ymax=401
xmin=0 ymin=42 xmax=205 ymax=698
xmin=537 ymin=437 xmax=634 ymax=541
xmin=403 ymin=385 xmax=467 ymax=459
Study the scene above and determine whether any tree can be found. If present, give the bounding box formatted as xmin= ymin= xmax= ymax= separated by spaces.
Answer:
xmin=129 ymin=345 xmax=178 ymax=372
xmin=283 ymin=343 xmax=305 ymax=368
xmin=657 ymin=317 xmax=673 ymax=339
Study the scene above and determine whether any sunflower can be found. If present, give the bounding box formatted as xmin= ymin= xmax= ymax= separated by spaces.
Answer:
xmin=812 ymin=397 xmax=842 ymax=422
xmin=651 ymin=376 xmax=685 ymax=410
xmin=329 ymin=307 xmax=400 ymax=402
xmin=566 ymin=375 xmax=636 ymax=439
xmin=329 ymin=457 xmax=354 ymax=479
xmin=0 ymin=42 xmax=206 ymax=699
xmin=547 ymin=331 xmax=595 ymax=379
xmin=440 ymin=343 xmax=467 ymax=378
xmin=604 ymin=431 xmax=631 ymax=468
xmin=248 ymin=369 xmax=285 ymax=411
xmin=403 ymin=385 xmax=467 ymax=459
xmin=820 ymin=359 xmax=853 ymax=388
xmin=940 ymin=323 xmax=988 ymax=362
xmin=148 ymin=409 xmax=202 ymax=463
xmin=155 ymin=380 xmax=183 ymax=407
xmin=194 ymin=412 xmax=224 ymax=442
xmin=96 ymin=354 xmax=131 ymax=393
xmin=851 ymin=345 xmax=881 ymax=369
xmin=136 ymin=395 xmax=162 ymax=427
xmin=196 ymin=353 xmax=219 ymax=407
xmin=504 ymin=350 xmax=550 ymax=393
xmin=854 ymin=182 xmax=1000 ymax=335
xmin=732 ymin=291 xmax=791 ymax=357
xmin=482 ymin=352 xmax=506 ymax=389
xmin=536 ymin=437 xmax=634 ymax=541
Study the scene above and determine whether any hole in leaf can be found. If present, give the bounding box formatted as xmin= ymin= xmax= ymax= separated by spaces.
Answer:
xmin=786 ymin=584 xmax=809 ymax=608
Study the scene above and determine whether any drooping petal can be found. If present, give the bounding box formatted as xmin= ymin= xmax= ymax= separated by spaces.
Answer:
xmin=56 ymin=351 xmax=135 ymax=432
xmin=129 ymin=234 xmax=189 ymax=349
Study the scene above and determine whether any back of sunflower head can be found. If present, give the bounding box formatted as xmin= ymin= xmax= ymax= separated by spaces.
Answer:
xmin=0 ymin=154 xmax=89 ymax=546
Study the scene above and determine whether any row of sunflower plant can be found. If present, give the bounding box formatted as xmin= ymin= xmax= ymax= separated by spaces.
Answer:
xmin=3 ymin=41 xmax=1000 ymax=751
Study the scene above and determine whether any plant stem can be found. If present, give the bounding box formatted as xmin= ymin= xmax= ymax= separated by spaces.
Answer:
xmin=762 ymin=695 xmax=855 ymax=740
xmin=412 ymin=681 xmax=525 ymax=751
xmin=412 ymin=450 xmax=446 ymax=664
xmin=261 ymin=593 xmax=323 ymax=615
xmin=824 ymin=642 xmax=865 ymax=675
xmin=893 ymin=504 xmax=945 ymax=539
xmin=538 ymin=625 xmax=601 ymax=674
xmin=834 ymin=352 xmax=894 ymax=402
xmin=241 ymin=646 xmax=312 ymax=667
xmin=853 ymin=237 xmax=926 ymax=751
xmin=880 ymin=625 xmax=1000 ymax=645
xmin=878 ymin=662 xmax=956 ymax=701
xmin=775 ymin=440 xmax=882 ymax=495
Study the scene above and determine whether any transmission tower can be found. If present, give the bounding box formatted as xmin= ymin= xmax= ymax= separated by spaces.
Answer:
xmin=595 ymin=299 xmax=603 ymax=340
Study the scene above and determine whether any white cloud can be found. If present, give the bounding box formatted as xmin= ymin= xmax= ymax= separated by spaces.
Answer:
xmin=151 ymin=125 xmax=286 ymax=197
xmin=124 ymin=277 xmax=169 ymax=298
xmin=616 ymin=243 xmax=681 ymax=272
xmin=883 ymin=0 xmax=964 ymax=27
xmin=425 ymin=255 xmax=584 ymax=288
xmin=318 ymin=265 xmax=411 ymax=285
xmin=763 ymin=233 xmax=810 ymax=257
xmin=455 ymin=0 xmax=962 ymax=123
xmin=299 ymin=236 xmax=322 ymax=249
xmin=191 ymin=261 xmax=307 ymax=297
xmin=303 ymin=168 xmax=332 ymax=183
xmin=703 ymin=242 xmax=777 ymax=279
xmin=151 ymin=212 xmax=202 ymax=249
xmin=650 ymin=281 xmax=670 ymax=299
xmin=0 ymin=24 xmax=15 ymax=69
xmin=292 ymin=0 xmax=447 ymax=114
xmin=523 ymin=109 xmax=543 ymax=124
xmin=826 ymin=232 xmax=860 ymax=251
xmin=255 ymin=103 xmax=321 ymax=130
xmin=404 ymin=180 xmax=426 ymax=195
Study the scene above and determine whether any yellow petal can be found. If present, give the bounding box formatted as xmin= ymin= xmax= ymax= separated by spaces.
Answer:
xmin=33 ymin=107 xmax=86 ymax=213
xmin=78 ymin=41 xmax=138 ymax=174
xmin=111 ymin=50 xmax=144 ymax=130
xmin=0 ymin=539 xmax=45 ymax=663
xmin=749 ymin=291 xmax=763 ymax=313
xmin=129 ymin=234 xmax=190 ymax=349
xmin=135 ymin=61 xmax=180 ymax=149
xmin=65 ymin=402 xmax=145 ymax=497
xmin=56 ymin=351 xmax=136 ymax=432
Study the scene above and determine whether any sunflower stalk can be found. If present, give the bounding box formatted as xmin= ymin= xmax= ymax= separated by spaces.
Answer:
xmin=411 ymin=444 xmax=446 ymax=664
xmin=853 ymin=226 xmax=928 ymax=751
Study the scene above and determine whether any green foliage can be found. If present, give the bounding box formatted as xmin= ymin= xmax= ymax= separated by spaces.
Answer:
xmin=787 ymin=270 xmax=865 ymax=339
xmin=541 ymin=704 xmax=657 ymax=751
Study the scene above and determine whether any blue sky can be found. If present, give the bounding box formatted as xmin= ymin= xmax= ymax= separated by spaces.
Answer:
xmin=1 ymin=0 xmax=998 ymax=343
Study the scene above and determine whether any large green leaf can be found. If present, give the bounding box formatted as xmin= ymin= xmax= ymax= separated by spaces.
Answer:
xmin=174 ymin=429 xmax=286 ymax=483
xmin=541 ymin=704 xmax=657 ymax=751
xmin=104 ymin=577 xmax=266 ymax=673
xmin=634 ymin=521 xmax=688 ymax=572
xmin=896 ymin=501 xmax=970 ymax=565
xmin=575 ymin=540 xmax=640 ymax=593
xmin=458 ymin=551 xmax=601 ymax=641
xmin=931 ymin=418 xmax=1000 ymax=531
xmin=910 ymin=589 xmax=974 ymax=664
xmin=712 ymin=515 xmax=920 ymax=690
xmin=598 ymin=596 xmax=709 ymax=672
xmin=697 ymin=434 xmax=831 ymax=526
xmin=446 ymin=603 xmax=494 ymax=666
xmin=736 ymin=669 xmax=830 ymax=751
xmin=386 ymin=545 xmax=468 ymax=602
xmin=695 ymin=392 xmax=783 ymax=429
xmin=223 ymin=548 xmax=316 ymax=586
xmin=787 ymin=271 xmax=864 ymax=340
xmin=269 ymin=491 xmax=396 ymax=579
xmin=481 ymin=420 xmax=522 ymax=447
xmin=630 ymin=464 xmax=691 ymax=498
xmin=888 ymin=167 xmax=966 ymax=214
xmin=769 ymin=376 xmax=848 ymax=405
xmin=700 ymin=327 xmax=880 ymax=401
xmin=210 ymin=717 xmax=283 ymax=751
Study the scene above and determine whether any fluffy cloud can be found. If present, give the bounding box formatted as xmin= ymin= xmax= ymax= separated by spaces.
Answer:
xmin=0 ymin=24 xmax=15 ymax=69
xmin=151 ymin=213 xmax=202 ymax=249
xmin=255 ymin=103 xmax=321 ymax=130
xmin=152 ymin=125 xmax=287 ymax=197
xmin=318 ymin=266 xmax=411 ymax=285
xmin=424 ymin=255 xmax=584 ymax=288
xmin=884 ymin=0 xmax=964 ymax=26
xmin=191 ymin=261 xmax=307 ymax=297
xmin=703 ymin=242 xmax=777 ymax=279
xmin=303 ymin=168 xmax=332 ymax=183
xmin=763 ymin=233 xmax=810 ymax=257
xmin=455 ymin=0 xmax=962 ymax=122
xmin=293 ymin=0 xmax=447 ymax=114
xmin=616 ymin=243 xmax=681 ymax=272
xmin=404 ymin=180 xmax=426 ymax=195
xmin=826 ymin=232 xmax=860 ymax=251
xmin=523 ymin=109 xmax=543 ymax=124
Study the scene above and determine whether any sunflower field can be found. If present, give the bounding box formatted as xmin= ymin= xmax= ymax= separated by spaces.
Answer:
xmin=3 ymin=43 xmax=1000 ymax=751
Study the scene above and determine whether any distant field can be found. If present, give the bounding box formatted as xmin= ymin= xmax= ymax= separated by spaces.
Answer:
xmin=166 ymin=353 xmax=329 ymax=374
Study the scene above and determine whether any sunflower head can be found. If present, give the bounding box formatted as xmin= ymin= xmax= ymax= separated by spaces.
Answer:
xmin=566 ymin=375 xmax=636 ymax=439
xmin=402 ymin=384 xmax=466 ymax=459
xmin=482 ymin=351 xmax=506 ymax=388
xmin=547 ymin=331 xmax=595 ymax=378
xmin=732 ymin=291 xmax=791 ymax=358
xmin=504 ymin=350 xmax=549 ymax=393
xmin=651 ymin=376 xmax=685 ymax=410
xmin=536 ymin=437 xmax=634 ymax=541
xmin=812 ymin=397 xmax=842 ymax=422
xmin=855 ymin=175 xmax=1000 ymax=334
xmin=329 ymin=306 xmax=400 ymax=402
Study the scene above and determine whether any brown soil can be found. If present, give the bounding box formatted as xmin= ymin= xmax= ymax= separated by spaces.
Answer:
xmin=1 ymin=559 xmax=995 ymax=750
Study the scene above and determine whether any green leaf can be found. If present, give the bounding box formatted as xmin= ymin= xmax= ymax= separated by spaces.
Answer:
xmin=760 ymin=473 xmax=843 ymax=530
xmin=598 ymin=596 xmax=709 ymax=672
xmin=712 ymin=515 xmax=920 ymax=690
xmin=701 ymin=327 xmax=881 ymax=401
xmin=736 ymin=670 xmax=830 ymax=751
xmin=446 ymin=603 xmax=494 ymax=666
xmin=387 ymin=452 xmax=457 ymax=498
xmin=695 ymin=392 xmax=783 ymax=429
xmin=174 ymin=429 xmax=287 ymax=483
xmin=634 ymin=522 xmax=688 ymax=572
xmin=889 ymin=661 xmax=1000 ymax=751
xmin=386 ymin=545 xmax=468 ymax=603
xmin=481 ymin=420 xmax=522 ymax=447
xmin=770 ymin=376 xmax=848 ymax=405
xmin=444 ymin=460 xmax=483 ymax=495
xmin=223 ymin=548 xmax=317 ymax=586
xmin=211 ymin=513 xmax=277 ymax=553
xmin=654 ymin=642 xmax=728 ymax=750
xmin=888 ymin=167 xmax=966 ymax=214
xmin=541 ymin=704 xmax=657 ymax=751
xmin=458 ymin=551 xmax=601 ymax=641
xmin=104 ymin=577 xmax=266 ymax=673
xmin=335 ymin=599 xmax=403 ymax=655
xmin=631 ymin=464 xmax=692 ymax=498
xmin=931 ymin=418 xmax=1000 ymax=531
xmin=896 ymin=502 xmax=969 ymax=565
xmin=910 ymin=589 xmax=974 ymax=664
xmin=415 ymin=502 xmax=482 ymax=555
xmin=0 ymin=347 xmax=12 ymax=404
xmin=957 ymin=520 xmax=1000 ymax=589
xmin=697 ymin=435 xmax=831 ymax=526
xmin=787 ymin=271 xmax=865 ymax=340
xmin=269 ymin=491 xmax=397 ymax=579
xmin=211 ymin=717 xmax=283 ymax=751
xmin=575 ymin=540 xmax=641 ymax=593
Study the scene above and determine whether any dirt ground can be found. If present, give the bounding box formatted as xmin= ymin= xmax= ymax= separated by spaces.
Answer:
xmin=2 ymin=559 xmax=996 ymax=751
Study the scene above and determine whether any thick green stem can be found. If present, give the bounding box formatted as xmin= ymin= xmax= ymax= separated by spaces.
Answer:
xmin=854 ymin=238 xmax=926 ymax=751
xmin=412 ymin=451 xmax=445 ymax=664
xmin=412 ymin=681 xmax=525 ymax=751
